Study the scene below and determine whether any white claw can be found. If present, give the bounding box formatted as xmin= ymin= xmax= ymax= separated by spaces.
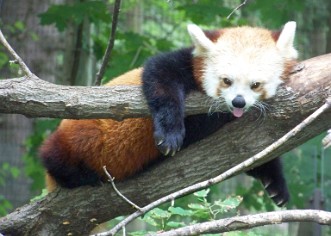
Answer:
xmin=263 ymin=179 xmax=272 ymax=189
xmin=277 ymin=199 xmax=285 ymax=206
xmin=157 ymin=139 xmax=164 ymax=146
xmin=164 ymin=148 xmax=170 ymax=156
xmin=268 ymin=191 xmax=278 ymax=198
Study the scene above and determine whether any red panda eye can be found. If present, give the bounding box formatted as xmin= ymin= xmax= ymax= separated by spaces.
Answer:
xmin=251 ymin=82 xmax=261 ymax=90
xmin=222 ymin=78 xmax=232 ymax=86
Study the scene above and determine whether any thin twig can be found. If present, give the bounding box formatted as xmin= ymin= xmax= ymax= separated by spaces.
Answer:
xmin=322 ymin=128 xmax=331 ymax=149
xmin=98 ymin=97 xmax=331 ymax=236
xmin=102 ymin=166 xmax=142 ymax=211
xmin=226 ymin=0 xmax=248 ymax=20
xmin=0 ymin=29 xmax=33 ymax=77
xmin=95 ymin=0 xmax=122 ymax=86
xmin=156 ymin=210 xmax=331 ymax=236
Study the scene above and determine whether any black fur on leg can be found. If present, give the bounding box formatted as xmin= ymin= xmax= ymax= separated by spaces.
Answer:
xmin=246 ymin=157 xmax=290 ymax=207
xmin=142 ymin=48 xmax=197 ymax=156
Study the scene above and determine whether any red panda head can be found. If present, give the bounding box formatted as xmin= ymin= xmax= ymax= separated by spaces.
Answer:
xmin=188 ymin=22 xmax=298 ymax=117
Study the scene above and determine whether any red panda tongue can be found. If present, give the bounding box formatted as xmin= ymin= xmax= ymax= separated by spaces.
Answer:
xmin=232 ymin=108 xmax=244 ymax=118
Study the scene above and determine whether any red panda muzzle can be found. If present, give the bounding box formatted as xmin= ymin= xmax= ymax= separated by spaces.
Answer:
xmin=231 ymin=95 xmax=246 ymax=117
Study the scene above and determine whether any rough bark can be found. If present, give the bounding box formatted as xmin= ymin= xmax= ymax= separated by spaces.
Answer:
xmin=156 ymin=210 xmax=331 ymax=236
xmin=0 ymin=75 xmax=215 ymax=120
xmin=0 ymin=54 xmax=330 ymax=235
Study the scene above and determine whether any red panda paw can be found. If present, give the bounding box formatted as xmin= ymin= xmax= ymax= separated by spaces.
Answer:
xmin=262 ymin=176 xmax=290 ymax=207
xmin=154 ymin=128 xmax=185 ymax=157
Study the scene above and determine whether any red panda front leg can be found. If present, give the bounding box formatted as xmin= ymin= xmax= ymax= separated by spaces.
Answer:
xmin=142 ymin=48 xmax=196 ymax=156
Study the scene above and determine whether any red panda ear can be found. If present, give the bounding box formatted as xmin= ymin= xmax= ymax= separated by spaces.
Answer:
xmin=276 ymin=21 xmax=298 ymax=59
xmin=203 ymin=30 xmax=223 ymax=43
xmin=271 ymin=31 xmax=281 ymax=42
xmin=187 ymin=24 xmax=215 ymax=55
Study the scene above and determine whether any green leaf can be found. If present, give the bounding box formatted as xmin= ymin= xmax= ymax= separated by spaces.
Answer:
xmin=188 ymin=203 xmax=206 ymax=210
xmin=129 ymin=231 xmax=152 ymax=236
xmin=142 ymin=215 xmax=159 ymax=227
xmin=2 ymin=163 xmax=9 ymax=171
xmin=30 ymin=189 xmax=48 ymax=202
xmin=0 ymin=195 xmax=13 ymax=216
xmin=214 ymin=196 xmax=243 ymax=212
xmin=0 ymin=52 xmax=9 ymax=69
xmin=193 ymin=189 xmax=210 ymax=198
xmin=9 ymin=167 xmax=20 ymax=178
xmin=39 ymin=1 xmax=110 ymax=31
xmin=149 ymin=208 xmax=171 ymax=219
xmin=14 ymin=21 xmax=25 ymax=31
xmin=168 ymin=206 xmax=193 ymax=217
xmin=166 ymin=221 xmax=186 ymax=229
xmin=177 ymin=2 xmax=231 ymax=25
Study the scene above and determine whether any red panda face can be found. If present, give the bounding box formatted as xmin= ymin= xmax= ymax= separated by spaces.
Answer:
xmin=188 ymin=22 xmax=298 ymax=117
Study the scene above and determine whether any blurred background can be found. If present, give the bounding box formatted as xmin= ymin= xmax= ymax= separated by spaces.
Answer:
xmin=0 ymin=0 xmax=330 ymax=235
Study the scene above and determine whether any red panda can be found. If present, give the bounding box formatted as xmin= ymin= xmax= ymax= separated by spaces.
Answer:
xmin=40 ymin=22 xmax=298 ymax=206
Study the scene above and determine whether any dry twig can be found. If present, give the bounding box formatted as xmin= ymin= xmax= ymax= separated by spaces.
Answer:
xmin=103 ymin=166 xmax=142 ymax=211
xmin=322 ymin=129 xmax=331 ymax=149
xmin=227 ymin=0 xmax=248 ymax=20
xmin=0 ymin=29 xmax=33 ymax=77
xmin=95 ymin=0 xmax=122 ymax=85
xmin=98 ymin=97 xmax=331 ymax=236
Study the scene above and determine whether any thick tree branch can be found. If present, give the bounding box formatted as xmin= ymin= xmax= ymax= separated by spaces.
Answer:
xmin=101 ymin=97 xmax=331 ymax=236
xmin=156 ymin=210 xmax=331 ymax=236
xmin=0 ymin=54 xmax=330 ymax=121
xmin=0 ymin=54 xmax=330 ymax=235
xmin=0 ymin=75 xmax=213 ymax=120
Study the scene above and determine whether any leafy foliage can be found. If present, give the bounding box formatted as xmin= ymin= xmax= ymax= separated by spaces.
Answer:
xmin=283 ymin=134 xmax=331 ymax=210
xmin=39 ymin=1 xmax=110 ymax=31
xmin=0 ymin=21 xmax=30 ymax=77
xmin=244 ymin=0 xmax=305 ymax=27
xmin=129 ymin=188 xmax=242 ymax=235
xmin=177 ymin=1 xmax=232 ymax=25
xmin=0 ymin=163 xmax=19 ymax=216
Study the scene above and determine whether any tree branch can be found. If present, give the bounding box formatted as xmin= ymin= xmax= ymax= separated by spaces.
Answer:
xmin=0 ymin=54 xmax=330 ymax=121
xmin=0 ymin=75 xmax=213 ymax=120
xmin=95 ymin=0 xmax=122 ymax=86
xmin=103 ymin=166 xmax=142 ymax=211
xmin=156 ymin=210 xmax=331 ymax=236
xmin=100 ymin=97 xmax=331 ymax=236
xmin=227 ymin=0 xmax=249 ymax=19
xmin=0 ymin=54 xmax=330 ymax=235
xmin=0 ymin=29 xmax=33 ymax=77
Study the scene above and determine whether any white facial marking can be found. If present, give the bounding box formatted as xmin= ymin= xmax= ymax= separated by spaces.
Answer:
xmin=188 ymin=23 xmax=297 ymax=116
xmin=203 ymin=45 xmax=284 ymax=109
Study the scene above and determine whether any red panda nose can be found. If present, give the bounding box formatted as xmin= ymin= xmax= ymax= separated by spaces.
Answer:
xmin=232 ymin=95 xmax=246 ymax=108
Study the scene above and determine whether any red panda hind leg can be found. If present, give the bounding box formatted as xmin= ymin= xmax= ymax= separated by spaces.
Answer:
xmin=40 ymin=68 xmax=162 ymax=191
xmin=45 ymin=172 xmax=58 ymax=192
xmin=40 ymin=129 xmax=103 ymax=190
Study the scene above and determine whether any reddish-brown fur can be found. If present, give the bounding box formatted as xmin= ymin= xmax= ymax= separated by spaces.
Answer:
xmin=43 ymin=68 xmax=160 ymax=191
